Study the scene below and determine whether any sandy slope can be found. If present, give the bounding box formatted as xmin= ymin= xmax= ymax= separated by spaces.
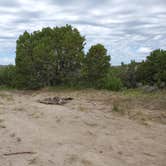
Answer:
xmin=0 ymin=90 xmax=166 ymax=166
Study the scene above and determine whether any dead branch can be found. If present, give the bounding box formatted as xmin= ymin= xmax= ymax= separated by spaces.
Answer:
xmin=3 ymin=151 xmax=36 ymax=156
xmin=38 ymin=96 xmax=73 ymax=105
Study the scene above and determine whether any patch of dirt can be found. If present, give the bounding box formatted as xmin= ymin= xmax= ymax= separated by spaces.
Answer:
xmin=0 ymin=89 xmax=166 ymax=166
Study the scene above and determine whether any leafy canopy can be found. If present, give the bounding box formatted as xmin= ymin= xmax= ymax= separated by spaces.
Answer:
xmin=83 ymin=44 xmax=110 ymax=88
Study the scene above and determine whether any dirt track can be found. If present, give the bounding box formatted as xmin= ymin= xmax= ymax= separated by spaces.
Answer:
xmin=0 ymin=90 xmax=166 ymax=166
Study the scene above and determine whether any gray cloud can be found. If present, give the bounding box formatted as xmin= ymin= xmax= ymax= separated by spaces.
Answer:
xmin=0 ymin=0 xmax=20 ymax=7
xmin=0 ymin=0 xmax=166 ymax=65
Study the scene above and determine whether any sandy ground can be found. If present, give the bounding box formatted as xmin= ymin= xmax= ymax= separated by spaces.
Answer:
xmin=0 ymin=89 xmax=166 ymax=166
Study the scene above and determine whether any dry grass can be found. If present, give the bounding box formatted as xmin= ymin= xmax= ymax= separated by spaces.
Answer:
xmin=102 ymin=89 xmax=166 ymax=124
xmin=43 ymin=87 xmax=166 ymax=124
xmin=0 ymin=92 xmax=13 ymax=101
xmin=58 ymin=88 xmax=166 ymax=124
xmin=0 ymin=118 xmax=6 ymax=128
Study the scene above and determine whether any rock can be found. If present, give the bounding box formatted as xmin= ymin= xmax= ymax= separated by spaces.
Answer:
xmin=16 ymin=137 xmax=22 ymax=142
xmin=158 ymin=82 xmax=165 ymax=89
xmin=10 ymin=133 xmax=16 ymax=137
xmin=99 ymin=150 xmax=103 ymax=154
xmin=136 ymin=82 xmax=143 ymax=88
xmin=142 ymin=85 xmax=158 ymax=93
xmin=0 ymin=124 xmax=6 ymax=128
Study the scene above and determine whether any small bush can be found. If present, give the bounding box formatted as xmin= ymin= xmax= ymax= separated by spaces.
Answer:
xmin=112 ymin=102 xmax=124 ymax=114
xmin=104 ymin=76 xmax=123 ymax=91
xmin=103 ymin=69 xmax=123 ymax=91
xmin=0 ymin=65 xmax=16 ymax=87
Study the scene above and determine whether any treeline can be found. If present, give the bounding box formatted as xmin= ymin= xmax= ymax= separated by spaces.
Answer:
xmin=0 ymin=25 xmax=166 ymax=90
xmin=108 ymin=49 xmax=166 ymax=89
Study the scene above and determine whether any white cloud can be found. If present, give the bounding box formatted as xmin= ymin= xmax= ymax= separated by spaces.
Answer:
xmin=137 ymin=47 xmax=153 ymax=54
xmin=0 ymin=57 xmax=15 ymax=65
xmin=0 ymin=0 xmax=166 ymax=65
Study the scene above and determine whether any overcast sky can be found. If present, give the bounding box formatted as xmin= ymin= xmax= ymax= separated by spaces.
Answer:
xmin=0 ymin=0 xmax=166 ymax=65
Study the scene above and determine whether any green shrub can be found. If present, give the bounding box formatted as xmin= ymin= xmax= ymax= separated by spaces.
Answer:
xmin=82 ymin=44 xmax=110 ymax=88
xmin=112 ymin=102 xmax=124 ymax=114
xmin=102 ymin=67 xmax=123 ymax=91
xmin=136 ymin=49 xmax=166 ymax=87
xmin=15 ymin=25 xmax=85 ymax=89
xmin=0 ymin=65 xmax=16 ymax=87
xmin=104 ymin=75 xmax=123 ymax=91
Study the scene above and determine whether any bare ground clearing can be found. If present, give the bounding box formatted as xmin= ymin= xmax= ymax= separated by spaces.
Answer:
xmin=0 ymin=89 xmax=166 ymax=166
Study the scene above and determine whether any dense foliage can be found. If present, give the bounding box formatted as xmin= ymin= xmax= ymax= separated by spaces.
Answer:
xmin=82 ymin=44 xmax=110 ymax=88
xmin=113 ymin=49 xmax=166 ymax=89
xmin=103 ymin=67 xmax=123 ymax=91
xmin=136 ymin=49 xmax=166 ymax=87
xmin=0 ymin=25 xmax=165 ymax=90
xmin=15 ymin=25 xmax=85 ymax=89
xmin=0 ymin=65 xmax=16 ymax=87
xmin=119 ymin=61 xmax=138 ymax=88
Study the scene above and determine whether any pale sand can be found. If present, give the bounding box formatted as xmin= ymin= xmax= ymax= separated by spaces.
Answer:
xmin=0 ymin=90 xmax=165 ymax=166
